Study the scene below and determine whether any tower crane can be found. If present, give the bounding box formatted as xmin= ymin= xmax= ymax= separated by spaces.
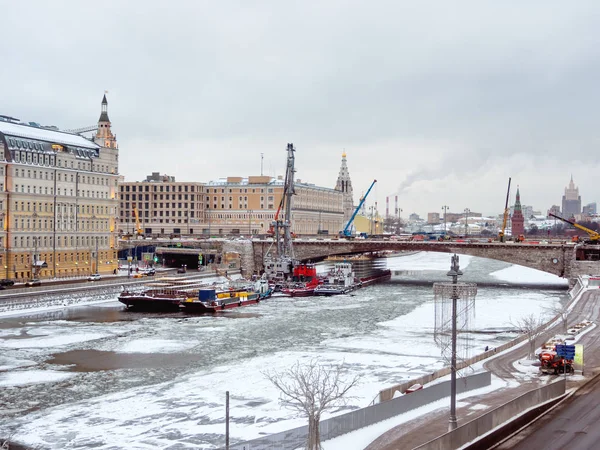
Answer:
xmin=498 ymin=177 xmax=511 ymax=242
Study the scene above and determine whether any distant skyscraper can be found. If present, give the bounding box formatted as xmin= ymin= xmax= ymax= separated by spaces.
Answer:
xmin=583 ymin=202 xmax=597 ymax=216
xmin=562 ymin=176 xmax=581 ymax=218
xmin=511 ymin=187 xmax=525 ymax=236
xmin=334 ymin=151 xmax=355 ymax=224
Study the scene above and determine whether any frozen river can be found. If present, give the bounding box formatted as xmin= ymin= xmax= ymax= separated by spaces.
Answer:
xmin=0 ymin=252 xmax=568 ymax=449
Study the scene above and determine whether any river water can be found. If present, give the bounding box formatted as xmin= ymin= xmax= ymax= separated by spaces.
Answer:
xmin=0 ymin=252 xmax=568 ymax=449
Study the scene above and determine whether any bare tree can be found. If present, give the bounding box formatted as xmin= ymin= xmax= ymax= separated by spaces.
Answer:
xmin=511 ymin=314 xmax=546 ymax=359
xmin=264 ymin=359 xmax=359 ymax=450
xmin=544 ymin=302 xmax=570 ymax=332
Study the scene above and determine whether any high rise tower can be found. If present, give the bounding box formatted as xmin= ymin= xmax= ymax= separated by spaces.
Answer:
xmin=334 ymin=151 xmax=354 ymax=223
xmin=94 ymin=94 xmax=118 ymax=150
xmin=511 ymin=187 xmax=525 ymax=237
xmin=562 ymin=175 xmax=581 ymax=218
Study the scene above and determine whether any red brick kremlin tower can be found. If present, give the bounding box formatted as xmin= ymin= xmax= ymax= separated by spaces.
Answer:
xmin=511 ymin=187 xmax=525 ymax=236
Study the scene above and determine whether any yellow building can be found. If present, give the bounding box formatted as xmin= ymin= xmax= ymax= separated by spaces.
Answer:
xmin=119 ymin=174 xmax=345 ymax=237
xmin=0 ymin=95 xmax=120 ymax=280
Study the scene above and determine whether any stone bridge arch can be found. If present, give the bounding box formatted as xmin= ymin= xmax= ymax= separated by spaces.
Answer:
xmin=252 ymin=239 xmax=577 ymax=278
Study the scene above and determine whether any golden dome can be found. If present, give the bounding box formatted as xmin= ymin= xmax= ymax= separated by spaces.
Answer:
xmin=342 ymin=151 xmax=347 ymax=158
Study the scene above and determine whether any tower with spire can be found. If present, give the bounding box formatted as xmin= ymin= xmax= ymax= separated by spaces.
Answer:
xmin=334 ymin=151 xmax=355 ymax=223
xmin=511 ymin=186 xmax=525 ymax=237
xmin=94 ymin=93 xmax=118 ymax=149
xmin=562 ymin=175 xmax=581 ymax=218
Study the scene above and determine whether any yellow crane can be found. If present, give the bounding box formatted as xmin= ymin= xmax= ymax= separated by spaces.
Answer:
xmin=498 ymin=177 xmax=511 ymax=242
xmin=549 ymin=213 xmax=600 ymax=243
xmin=133 ymin=205 xmax=143 ymax=237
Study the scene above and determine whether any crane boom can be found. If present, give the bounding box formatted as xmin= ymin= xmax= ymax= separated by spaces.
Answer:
xmin=498 ymin=177 xmax=512 ymax=242
xmin=341 ymin=180 xmax=377 ymax=237
xmin=133 ymin=205 xmax=143 ymax=236
xmin=549 ymin=213 xmax=600 ymax=242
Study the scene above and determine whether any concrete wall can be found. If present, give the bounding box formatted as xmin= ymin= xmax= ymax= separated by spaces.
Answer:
xmin=415 ymin=379 xmax=566 ymax=450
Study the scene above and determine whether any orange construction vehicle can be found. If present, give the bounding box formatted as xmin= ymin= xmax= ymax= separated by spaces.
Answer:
xmin=539 ymin=349 xmax=573 ymax=375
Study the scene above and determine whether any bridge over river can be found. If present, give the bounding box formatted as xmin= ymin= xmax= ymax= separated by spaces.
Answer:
xmin=124 ymin=237 xmax=600 ymax=282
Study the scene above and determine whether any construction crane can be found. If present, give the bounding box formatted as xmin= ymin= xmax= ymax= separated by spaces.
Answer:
xmin=498 ymin=177 xmax=512 ymax=243
xmin=340 ymin=180 xmax=377 ymax=237
xmin=133 ymin=205 xmax=143 ymax=237
xmin=548 ymin=213 xmax=600 ymax=243
xmin=63 ymin=125 xmax=98 ymax=135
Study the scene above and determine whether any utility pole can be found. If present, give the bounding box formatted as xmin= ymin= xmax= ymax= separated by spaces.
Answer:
xmin=95 ymin=237 xmax=99 ymax=275
xmin=248 ymin=210 xmax=252 ymax=237
xmin=447 ymin=254 xmax=462 ymax=431
xmin=225 ymin=391 xmax=230 ymax=450
xmin=442 ymin=205 xmax=449 ymax=233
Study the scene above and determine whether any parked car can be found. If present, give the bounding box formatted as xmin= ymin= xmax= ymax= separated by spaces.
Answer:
xmin=0 ymin=279 xmax=14 ymax=287
xmin=25 ymin=279 xmax=41 ymax=287
xmin=88 ymin=273 xmax=102 ymax=281
xmin=144 ymin=268 xmax=156 ymax=276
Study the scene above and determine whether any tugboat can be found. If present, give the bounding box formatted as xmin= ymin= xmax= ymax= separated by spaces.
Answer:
xmin=180 ymin=278 xmax=272 ymax=313
xmin=314 ymin=262 xmax=357 ymax=296
xmin=281 ymin=263 xmax=321 ymax=297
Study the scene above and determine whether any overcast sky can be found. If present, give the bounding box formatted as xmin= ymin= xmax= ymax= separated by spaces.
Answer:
xmin=2 ymin=0 xmax=599 ymax=219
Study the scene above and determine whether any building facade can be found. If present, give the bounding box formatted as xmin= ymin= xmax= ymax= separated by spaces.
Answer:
xmin=562 ymin=176 xmax=581 ymax=218
xmin=511 ymin=187 xmax=525 ymax=236
xmin=0 ymin=95 xmax=119 ymax=280
xmin=583 ymin=202 xmax=597 ymax=216
xmin=427 ymin=212 xmax=440 ymax=224
xmin=118 ymin=177 xmax=204 ymax=236
xmin=119 ymin=174 xmax=345 ymax=237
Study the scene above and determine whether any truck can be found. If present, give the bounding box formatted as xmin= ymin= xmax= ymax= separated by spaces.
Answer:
xmin=538 ymin=349 xmax=573 ymax=375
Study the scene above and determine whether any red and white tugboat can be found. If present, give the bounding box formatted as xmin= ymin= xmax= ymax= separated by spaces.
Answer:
xmin=281 ymin=263 xmax=321 ymax=297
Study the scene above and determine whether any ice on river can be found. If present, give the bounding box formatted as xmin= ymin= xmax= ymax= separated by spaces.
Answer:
xmin=0 ymin=253 xmax=567 ymax=449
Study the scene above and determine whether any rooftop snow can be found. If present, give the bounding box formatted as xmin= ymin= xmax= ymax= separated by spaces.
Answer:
xmin=0 ymin=121 xmax=99 ymax=149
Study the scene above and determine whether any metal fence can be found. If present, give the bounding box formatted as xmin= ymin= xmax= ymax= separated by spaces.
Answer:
xmin=230 ymin=371 xmax=491 ymax=450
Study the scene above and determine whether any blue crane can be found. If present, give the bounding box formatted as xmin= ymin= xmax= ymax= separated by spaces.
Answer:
xmin=340 ymin=179 xmax=377 ymax=237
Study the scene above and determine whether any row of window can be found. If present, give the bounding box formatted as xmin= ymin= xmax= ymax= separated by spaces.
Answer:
xmin=10 ymin=235 xmax=110 ymax=249
xmin=121 ymin=193 xmax=195 ymax=201
xmin=11 ymin=202 xmax=111 ymax=214
xmin=13 ymin=184 xmax=110 ymax=198
xmin=12 ymin=168 xmax=112 ymax=185
xmin=13 ymin=218 xmax=110 ymax=231
xmin=121 ymin=184 xmax=199 ymax=193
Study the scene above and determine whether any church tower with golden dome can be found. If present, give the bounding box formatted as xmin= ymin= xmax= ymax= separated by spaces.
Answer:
xmin=335 ymin=151 xmax=355 ymax=224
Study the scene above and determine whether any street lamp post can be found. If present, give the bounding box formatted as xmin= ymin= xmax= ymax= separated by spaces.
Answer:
xmin=248 ymin=210 xmax=253 ymax=237
xmin=33 ymin=236 xmax=38 ymax=279
xmin=95 ymin=237 xmax=99 ymax=275
xmin=464 ymin=208 xmax=470 ymax=236
xmin=442 ymin=205 xmax=449 ymax=233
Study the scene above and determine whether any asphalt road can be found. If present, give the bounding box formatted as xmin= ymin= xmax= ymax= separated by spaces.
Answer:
xmin=497 ymin=373 xmax=600 ymax=450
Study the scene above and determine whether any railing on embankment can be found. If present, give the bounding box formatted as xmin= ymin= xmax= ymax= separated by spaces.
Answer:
xmin=414 ymin=379 xmax=566 ymax=450
xmin=230 ymin=372 xmax=491 ymax=450
xmin=378 ymin=279 xmax=585 ymax=403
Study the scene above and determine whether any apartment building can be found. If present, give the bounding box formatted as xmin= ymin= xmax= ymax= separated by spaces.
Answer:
xmin=0 ymin=95 xmax=119 ymax=280
xmin=118 ymin=178 xmax=204 ymax=236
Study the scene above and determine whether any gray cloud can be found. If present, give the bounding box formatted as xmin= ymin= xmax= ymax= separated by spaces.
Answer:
xmin=1 ymin=0 xmax=599 ymax=217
